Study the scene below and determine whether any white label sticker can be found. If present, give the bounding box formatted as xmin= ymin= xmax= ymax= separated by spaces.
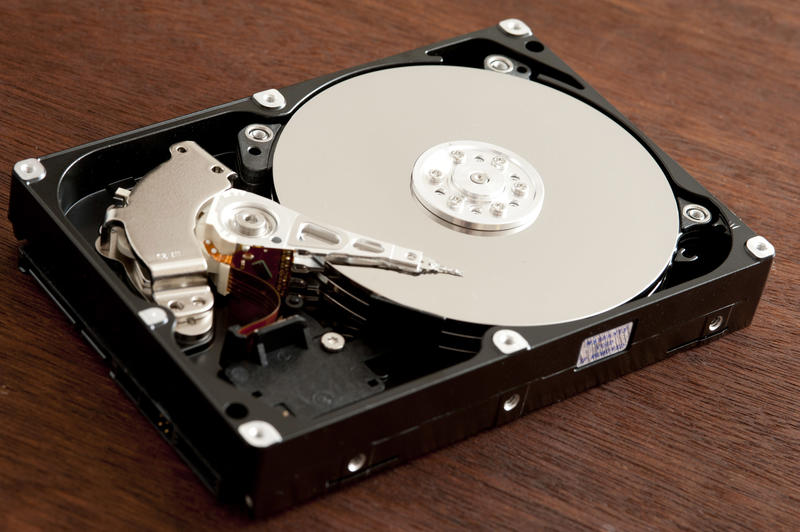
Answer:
xmin=576 ymin=321 xmax=633 ymax=368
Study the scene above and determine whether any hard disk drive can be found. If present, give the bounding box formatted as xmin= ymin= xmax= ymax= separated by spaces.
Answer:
xmin=8 ymin=20 xmax=774 ymax=516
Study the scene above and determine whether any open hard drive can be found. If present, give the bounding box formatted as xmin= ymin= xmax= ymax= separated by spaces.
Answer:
xmin=8 ymin=19 xmax=774 ymax=516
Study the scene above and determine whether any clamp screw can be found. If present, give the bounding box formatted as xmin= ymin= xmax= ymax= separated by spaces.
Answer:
xmin=447 ymin=194 xmax=464 ymax=209
xmin=490 ymin=202 xmax=507 ymax=217
xmin=512 ymin=181 xmax=528 ymax=197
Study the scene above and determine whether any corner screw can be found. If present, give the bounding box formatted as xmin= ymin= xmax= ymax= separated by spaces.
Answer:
xmin=745 ymin=236 xmax=775 ymax=259
xmin=492 ymin=329 xmax=530 ymax=355
xmin=498 ymin=18 xmax=532 ymax=37
xmin=252 ymin=88 xmax=286 ymax=110
xmin=14 ymin=158 xmax=46 ymax=183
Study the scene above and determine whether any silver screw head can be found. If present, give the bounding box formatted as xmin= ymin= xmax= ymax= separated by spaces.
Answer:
xmin=490 ymin=202 xmax=507 ymax=217
xmin=485 ymin=54 xmax=514 ymax=74
xmin=245 ymin=124 xmax=274 ymax=142
xmin=682 ymin=203 xmax=711 ymax=224
xmin=512 ymin=181 xmax=528 ymax=197
xmin=321 ymin=331 xmax=345 ymax=352
xmin=252 ymin=88 xmax=286 ymax=109
xmin=447 ymin=194 xmax=464 ymax=209
xmin=491 ymin=156 xmax=507 ymax=169
xmin=14 ymin=158 xmax=46 ymax=183
xmin=498 ymin=18 xmax=532 ymax=37
xmin=745 ymin=236 xmax=775 ymax=259
xmin=450 ymin=150 xmax=465 ymax=164
xmin=233 ymin=209 xmax=269 ymax=237
xmin=428 ymin=168 xmax=443 ymax=184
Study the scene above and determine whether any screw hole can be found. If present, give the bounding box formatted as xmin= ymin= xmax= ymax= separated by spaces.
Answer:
xmin=168 ymin=301 xmax=184 ymax=311
xmin=526 ymin=41 xmax=544 ymax=52
xmin=176 ymin=146 xmax=187 ymax=153
xmin=503 ymin=394 xmax=520 ymax=411
xmin=271 ymin=236 xmax=282 ymax=244
xmin=211 ymin=165 xmax=224 ymax=173
xmin=434 ymin=188 xmax=445 ymax=195
xmin=471 ymin=208 xmax=482 ymax=215
xmin=225 ymin=403 xmax=249 ymax=419
xmin=708 ymin=315 xmax=724 ymax=332
xmin=248 ymin=146 xmax=262 ymax=156
xmin=347 ymin=453 xmax=366 ymax=473
xmin=516 ymin=65 xmax=529 ymax=73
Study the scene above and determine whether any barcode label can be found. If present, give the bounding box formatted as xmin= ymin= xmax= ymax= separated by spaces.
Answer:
xmin=576 ymin=321 xmax=633 ymax=368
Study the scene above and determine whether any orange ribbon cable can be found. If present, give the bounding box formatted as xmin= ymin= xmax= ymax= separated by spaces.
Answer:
xmin=204 ymin=241 xmax=294 ymax=335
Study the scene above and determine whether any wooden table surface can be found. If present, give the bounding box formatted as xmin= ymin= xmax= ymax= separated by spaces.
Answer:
xmin=1 ymin=1 xmax=798 ymax=529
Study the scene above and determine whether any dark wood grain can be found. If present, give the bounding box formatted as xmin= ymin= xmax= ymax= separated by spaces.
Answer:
xmin=1 ymin=1 xmax=798 ymax=529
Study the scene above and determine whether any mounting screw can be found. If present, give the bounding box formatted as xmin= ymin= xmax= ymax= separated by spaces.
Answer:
xmin=746 ymin=236 xmax=775 ymax=259
xmin=450 ymin=150 xmax=465 ymax=164
xmin=321 ymin=331 xmax=345 ymax=352
xmin=245 ymin=124 xmax=274 ymax=142
xmin=492 ymin=329 xmax=530 ymax=355
xmin=490 ymin=202 xmax=507 ymax=217
xmin=682 ymin=203 xmax=711 ymax=224
xmin=238 ymin=420 xmax=282 ymax=448
xmin=14 ymin=158 xmax=46 ymax=183
xmin=498 ymin=18 xmax=532 ymax=37
xmin=253 ymin=88 xmax=286 ymax=110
